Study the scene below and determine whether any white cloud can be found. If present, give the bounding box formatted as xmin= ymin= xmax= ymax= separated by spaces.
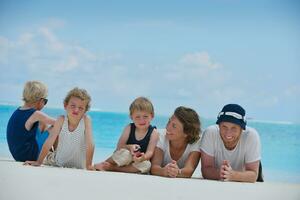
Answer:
xmin=38 ymin=27 xmax=64 ymax=52
xmin=180 ymin=52 xmax=222 ymax=70
xmin=2 ymin=20 xmax=293 ymax=120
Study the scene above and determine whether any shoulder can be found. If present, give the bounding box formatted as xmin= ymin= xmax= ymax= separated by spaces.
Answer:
xmin=157 ymin=129 xmax=167 ymax=142
xmin=205 ymin=125 xmax=219 ymax=132
xmin=121 ymin=124 xmax=131 ymax=136
xmin=243 ymin=126 xmax=260 ymax=141
xmin=150 ymin=128 xmax=159 ymax=139
xmin=55 ymin=115 xmax=65 ymax=125
xmin=189 ymin=137 xmax=201 ymax=149
xmin=203 ymin=125 xmax=219 ymax=137
xmin=83 ymin=114 xmax=91 ymax=123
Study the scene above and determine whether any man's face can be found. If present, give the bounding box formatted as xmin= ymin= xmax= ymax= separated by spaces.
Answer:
xmin=219 ymin=121 xmax=242 ymax=150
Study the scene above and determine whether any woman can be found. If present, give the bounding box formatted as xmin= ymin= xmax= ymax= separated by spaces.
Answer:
xmin=151 ymin=106 xmax=201 ymax=178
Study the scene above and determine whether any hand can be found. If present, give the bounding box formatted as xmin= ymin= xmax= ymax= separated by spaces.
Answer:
xmin=129 ymin=144 xmax=141 ymax=155
xmin=86 ymin=165 xmax=96 ymax=171
xmin=164 ymin=160 xmax=180 ymax=178
xmin=24 ymin=160 xmax=42 ymax=167
xmin=133 ymin=152 xmax=145 ymax=163
xmin=220 ymin=160 xmax=234 ymax=181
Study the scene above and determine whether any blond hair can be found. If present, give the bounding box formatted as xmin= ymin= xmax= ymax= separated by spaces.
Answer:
xmin=174 ymin=106 xmax=201 ymax=144
xmin=129 ymin=97 xmax=154 ymax=116
xmin=22 ymin=81 xmax=48 ymax=104
xmin=63 ymin=87 xmax=91 ymax=111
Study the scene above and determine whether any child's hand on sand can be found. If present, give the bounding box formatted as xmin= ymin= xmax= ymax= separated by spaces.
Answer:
xmin=24 ymin=160 xmax=42 ymax=166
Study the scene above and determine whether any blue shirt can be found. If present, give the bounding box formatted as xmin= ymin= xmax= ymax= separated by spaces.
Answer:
xmin=6 ymin=108 xmax=39 ymax=161
xmin=126 ymin=123 xmax=156 ymax=153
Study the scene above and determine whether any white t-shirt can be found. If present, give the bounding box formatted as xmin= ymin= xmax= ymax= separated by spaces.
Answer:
xmin=157 ymin=130 xmax=201 ymax=169
xmin=200 ymin=125 xmax=261 ymax=171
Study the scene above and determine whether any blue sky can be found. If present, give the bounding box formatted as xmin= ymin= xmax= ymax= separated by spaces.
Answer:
xmin=0 ymin=0 xmax=299 ymax=123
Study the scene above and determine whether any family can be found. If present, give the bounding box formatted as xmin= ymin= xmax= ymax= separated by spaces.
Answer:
xmin=7 ymin=81 xmax=263 ymax=183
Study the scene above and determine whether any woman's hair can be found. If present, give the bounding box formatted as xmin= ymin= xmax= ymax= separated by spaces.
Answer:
xmin=129 ymin=96 xmax=154 ymax=117
xmin=63 ymin=87 xmax=91 ymax=111
xmin=22 ymin=81 xmax=48 ymax=104
xmin=174 ymin=106 xmax=201 ymax=144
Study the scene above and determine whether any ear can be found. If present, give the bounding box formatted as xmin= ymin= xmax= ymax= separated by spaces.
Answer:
xmin=64 ymin=102 xmax=68 ymax=109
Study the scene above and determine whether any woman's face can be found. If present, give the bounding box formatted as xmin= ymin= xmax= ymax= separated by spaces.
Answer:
xmin=165 ymin=115 xmax=187 ymax=142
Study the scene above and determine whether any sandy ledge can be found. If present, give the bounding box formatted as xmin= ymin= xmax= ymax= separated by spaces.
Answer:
xmin=0 ymin=158 xmax=299 ymax=200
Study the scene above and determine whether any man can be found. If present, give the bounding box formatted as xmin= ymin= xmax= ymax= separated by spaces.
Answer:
xmin=200 ymin=104 xmax=263 ymax=182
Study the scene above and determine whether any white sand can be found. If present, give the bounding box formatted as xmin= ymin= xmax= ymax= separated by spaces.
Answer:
xmin=0 ymin=158 xmax=299 ymax=200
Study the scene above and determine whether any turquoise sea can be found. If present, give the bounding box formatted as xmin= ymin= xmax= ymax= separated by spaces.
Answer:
xmin=1 ymin=105 xmax=299 ymax=183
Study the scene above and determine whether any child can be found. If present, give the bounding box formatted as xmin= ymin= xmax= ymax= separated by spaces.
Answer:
xmin=94 ymin=96 xmax=159 ymax=174
xmin=25 ymin=87 xmax=95 ymax=170
xmin=7 ymin=81 xmax=55 ymax=162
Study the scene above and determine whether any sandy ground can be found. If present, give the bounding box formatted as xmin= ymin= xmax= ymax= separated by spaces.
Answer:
xmin=0 ymin=158 xmax=299 ymax=200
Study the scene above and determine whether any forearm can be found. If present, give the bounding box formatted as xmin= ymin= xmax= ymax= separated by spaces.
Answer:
xmin=202 ymin=167 xmax=220 ymax=180
xmin=177 ymin=167 xmax=194 ymax=178
xmin=230 ymin=170 xmax=257 ymax=183
xmin=36 ymin=141 xmax=52 ymax=163
xmin=86 ymin=144 xmax=95 ymax=168
xmin=151 ymin=165 xmax=166 ymax=177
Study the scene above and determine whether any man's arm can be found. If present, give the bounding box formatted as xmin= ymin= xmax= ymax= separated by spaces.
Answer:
xmin=223 ymin=160 xmax=259 ymax=183
xmin=201 ymin=150 xmax=220 ymax=180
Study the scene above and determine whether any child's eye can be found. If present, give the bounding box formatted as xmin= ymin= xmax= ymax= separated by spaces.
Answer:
xmin=79 ymin=107 xmax=84 ymax=111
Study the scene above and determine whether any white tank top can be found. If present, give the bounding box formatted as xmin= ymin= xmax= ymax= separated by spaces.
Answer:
xmin=55 ymin=115 xmax=86 ymax=169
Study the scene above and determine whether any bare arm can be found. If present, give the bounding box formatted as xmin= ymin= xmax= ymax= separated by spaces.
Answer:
xmin=201 ymin=150 xmax=220 ymax=180
xmin=150 ymin=147 xmax=167 ymax=176
xmin=24 ymin=116 xmax=63 ymax=166
xmin=116 ymin=125 xmax=137 ymax=152
xmin=177 ymin=151 xmax=200 ymax=178
xmin=134 ymin=129 xmax=159 ymax=162
xmin=222 ymin=160 xmax=259 ymax=183
xmin=25 ymin=111 xmax=56 ymax=131
xmin=84 ymin=115 xmax=95 ymax=170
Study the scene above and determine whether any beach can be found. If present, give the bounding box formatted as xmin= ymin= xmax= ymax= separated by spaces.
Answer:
xmin=0 ymin=158 xmax=299 ymax=200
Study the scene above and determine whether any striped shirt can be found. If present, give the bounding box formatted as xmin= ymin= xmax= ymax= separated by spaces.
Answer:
xmin=55 ymin=116 xmax=86 ymax=169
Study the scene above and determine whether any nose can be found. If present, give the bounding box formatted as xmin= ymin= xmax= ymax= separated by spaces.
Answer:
xmin=73 ymin=107 xmax=79 ymax=113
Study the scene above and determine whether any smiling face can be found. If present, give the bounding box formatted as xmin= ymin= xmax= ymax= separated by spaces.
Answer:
xmin=165 ymin=115 xmax=187 ymax=142
xmin=64 ymin=96 xmax=87 ymax=121
xmin=219 ymin=121 xmax=242 ymax=150
xmin=131 ymin=110 xmax=153 ymax=131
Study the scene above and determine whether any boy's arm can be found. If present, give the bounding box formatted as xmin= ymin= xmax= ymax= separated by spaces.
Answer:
xmin=116 ymin=125 xmax=131 ymax=150
xmin=24 ymin=116 xmax=63 ymax=166
xmin=84 ymin=115 xmax=95 ymax=170
xmin=201 ymin=150 xmax=221 ymax=180
xmin=135 ymin=129 xmax=159 ymax=162
xmin=25 ymin=111 xmax=56 ymax=131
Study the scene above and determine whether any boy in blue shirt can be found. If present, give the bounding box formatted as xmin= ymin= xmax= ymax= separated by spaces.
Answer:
xmin=7 ymin=81 xmax=55 ymax=161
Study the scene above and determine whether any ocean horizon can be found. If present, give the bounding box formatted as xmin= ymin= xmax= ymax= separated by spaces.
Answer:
xmin=1 ymin=104 xmax=299 ymax=183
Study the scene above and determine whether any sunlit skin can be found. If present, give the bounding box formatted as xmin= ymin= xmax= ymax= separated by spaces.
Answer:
xmin=219 ymin=122 xmax=242 ymax=150
xmin=130 ymin=110 xmax=153 ymax=136
xmin=165 ymin=115 xmax=187 ymax=143
xmin=64 ymin=97 xmax=87 ymax=131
